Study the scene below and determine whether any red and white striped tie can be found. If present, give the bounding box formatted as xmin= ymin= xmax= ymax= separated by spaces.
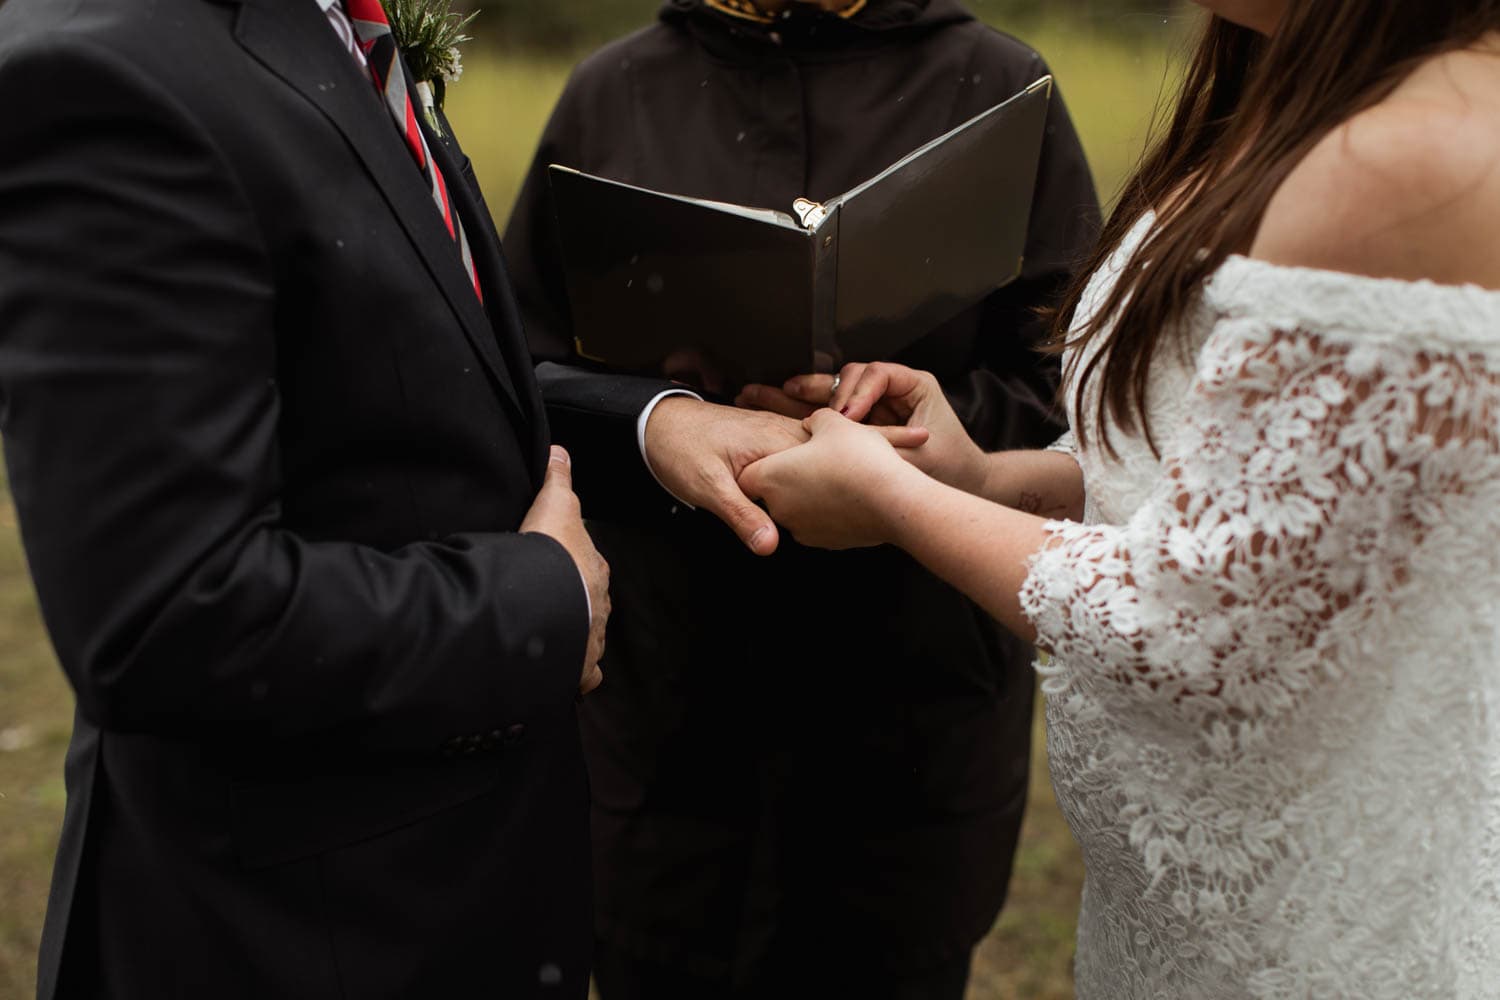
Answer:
xmin=338 ymin=0 xmax=483 ymax=304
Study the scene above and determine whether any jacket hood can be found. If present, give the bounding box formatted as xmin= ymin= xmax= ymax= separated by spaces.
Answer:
xmin=659 ymin=0 xmax=976 ymax=50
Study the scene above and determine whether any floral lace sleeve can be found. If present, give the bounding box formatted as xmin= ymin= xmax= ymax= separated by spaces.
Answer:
xmin=1020 ymin=264 xmax=1500 ymax=718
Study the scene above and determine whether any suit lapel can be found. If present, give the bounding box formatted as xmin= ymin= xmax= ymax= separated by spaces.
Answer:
xmin=232 ymin=0 xmax=525 ymax=419
xmin=424 ymin=122 xmax=552 ymax=485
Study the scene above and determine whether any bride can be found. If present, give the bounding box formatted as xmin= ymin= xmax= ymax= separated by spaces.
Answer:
xmin=738 ymin=0 xmax=1500 ymax=996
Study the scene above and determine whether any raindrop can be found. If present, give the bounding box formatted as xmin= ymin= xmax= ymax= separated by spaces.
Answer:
xmin=736 ymin=131 xmax=747 ymax=143
xmin=972 ymin=73 xmax=983 ymax=84
xmin=647 ymin=273 xmax=665 ymax=294
xmin=335 ymin=239 xmax=345 ymax=249
xmin=526 ymin=636 xmax=547 ymax=659
xmin=629 ymin=254 xmax=639 ymax=265
xmin=626 ymin=279 xmax=634 ymax=289
xmin=538 ymin=964 xmax=562 ymax=986
xmin=700 ymin=79 xmax=709 ymax=88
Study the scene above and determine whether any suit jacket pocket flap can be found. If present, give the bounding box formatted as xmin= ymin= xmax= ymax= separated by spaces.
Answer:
xmin=231 ymin=756 xmax=502 ymax=869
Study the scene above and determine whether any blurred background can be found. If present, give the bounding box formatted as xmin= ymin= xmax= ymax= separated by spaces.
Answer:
xmin=0 ymin=2 xmax=1193 ymax=997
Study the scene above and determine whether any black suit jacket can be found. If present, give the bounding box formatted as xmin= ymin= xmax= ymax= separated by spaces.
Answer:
xmin=0 ymin=0 xmax=667 ymax=996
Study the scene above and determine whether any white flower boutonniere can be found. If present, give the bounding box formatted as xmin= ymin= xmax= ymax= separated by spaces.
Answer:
xmin=382 ymin=0 xmax=476 ymax=137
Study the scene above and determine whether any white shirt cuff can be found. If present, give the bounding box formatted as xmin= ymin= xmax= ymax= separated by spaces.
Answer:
xmin=636 ymin=388 xmax=704 ymax=509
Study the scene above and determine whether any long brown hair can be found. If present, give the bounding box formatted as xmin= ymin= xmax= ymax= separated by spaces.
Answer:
xmin=1058 ymin=2 xmax=1500 ymax=456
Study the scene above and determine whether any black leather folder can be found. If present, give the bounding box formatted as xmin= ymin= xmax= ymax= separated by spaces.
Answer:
xmin=548 ymin=76 xmax=1053 ymax=390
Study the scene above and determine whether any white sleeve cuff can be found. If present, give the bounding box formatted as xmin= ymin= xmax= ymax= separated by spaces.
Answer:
xmin=636 ymin=389 xmax=704 ymax=509
xmin=1046 ymin=429 xmax=1079 ymax=458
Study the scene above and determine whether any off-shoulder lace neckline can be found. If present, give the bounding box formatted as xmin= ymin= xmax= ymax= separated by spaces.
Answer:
xmin=1206 ymin=255 xmax=1500 ymax=347
xmin=1123 ymin=212 xmax=1500 ymax=335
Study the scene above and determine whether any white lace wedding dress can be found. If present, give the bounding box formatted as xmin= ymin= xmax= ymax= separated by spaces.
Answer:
xmin=1020 ymin=216 xmax=1500 ymax=999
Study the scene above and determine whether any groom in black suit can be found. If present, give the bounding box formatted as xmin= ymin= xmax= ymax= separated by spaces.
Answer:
xmin=0 ymin=0 xmax=805 ymax=996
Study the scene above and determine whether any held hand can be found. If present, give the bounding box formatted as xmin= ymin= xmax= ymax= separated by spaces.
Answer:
xmin=644 ymin=397 xmax=926 ymax=555
xmin=643 ymin=397 xmax=809 ymax=556
xmin=739 ymin=410 xmax=925 ymax=550
xmin=735 ymin=371 xmax=906 ymax=423
xmin=521 ymin=447 xmax=608 ymax=695
xmin=795 ymin=363 xmax=989 ymax=496
xmin=733 ymin=381 xmax=820 ymax=421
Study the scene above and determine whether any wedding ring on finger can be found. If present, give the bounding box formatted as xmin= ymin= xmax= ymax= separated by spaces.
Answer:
xmin=829 ymin=374 xmax=841 ymax=403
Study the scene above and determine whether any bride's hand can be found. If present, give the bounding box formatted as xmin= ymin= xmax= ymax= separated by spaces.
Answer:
xmin=800 ymin=363 xmax=988 ymax=496
xmin=739 ymin=410 xmax=927 ymax=550
xmin=735 ymin=368 xmax=926 ymax=425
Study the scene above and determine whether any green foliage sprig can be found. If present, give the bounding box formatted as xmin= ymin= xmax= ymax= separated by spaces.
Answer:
xmin=382 ymin=0 xmax=477 ymax=105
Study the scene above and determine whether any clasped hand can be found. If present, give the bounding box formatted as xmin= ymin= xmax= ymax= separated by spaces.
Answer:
xmin=521 ymin=446 xmax=609 ymax=696
xmin=736 ymin=363 xmax=980 ymax=548
xmin=643 ymin=374 xmax=938 ymax=553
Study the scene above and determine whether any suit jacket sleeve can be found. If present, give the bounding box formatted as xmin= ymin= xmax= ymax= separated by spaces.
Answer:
xmin=935 ymin=54 xmax=1102 ymax=453
xmin=0 ymin=40 xmax=589 ymax=752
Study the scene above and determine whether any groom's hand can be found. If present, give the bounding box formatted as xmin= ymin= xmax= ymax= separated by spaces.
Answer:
xmin=522 ymin=447 xmax=608 ymax=695
xmin=643 ymin=397 xmax=811 ymax=556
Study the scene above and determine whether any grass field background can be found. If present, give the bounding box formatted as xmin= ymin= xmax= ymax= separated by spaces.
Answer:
xmin=0 ymin=14 xmax=1188 ymax=999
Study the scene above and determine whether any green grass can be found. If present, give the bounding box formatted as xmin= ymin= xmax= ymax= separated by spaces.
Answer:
xmin=1015 ymin=17 xmax=1185 ymax=207
xmin=0 ymin=489 xmax=73 ymax=1000
xmin=0 ymin=19 xmax=1186 ymax=1000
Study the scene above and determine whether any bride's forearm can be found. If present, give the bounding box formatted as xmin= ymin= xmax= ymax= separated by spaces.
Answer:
xmin=973 ymin=449 xmax=1085 ymax=521
xmin=880 ymin=469 xmax=1052 ymax=642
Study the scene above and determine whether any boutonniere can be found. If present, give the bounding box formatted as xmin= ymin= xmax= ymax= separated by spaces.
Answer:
xmin=382 ymin=0 xmax=476 ymax=137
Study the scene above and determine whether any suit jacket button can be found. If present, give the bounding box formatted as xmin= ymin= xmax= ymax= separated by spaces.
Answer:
xmin=504 ymin=724 xmax=526 ymax=746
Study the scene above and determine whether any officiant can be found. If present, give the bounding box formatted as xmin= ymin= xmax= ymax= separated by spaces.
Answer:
xmin=504 ymin=1 xmax=1099 ymax=996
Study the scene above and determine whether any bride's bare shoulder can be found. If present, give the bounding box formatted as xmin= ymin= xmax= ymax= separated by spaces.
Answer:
xmin=1251 ymin=46 xmax=1500 ymax=288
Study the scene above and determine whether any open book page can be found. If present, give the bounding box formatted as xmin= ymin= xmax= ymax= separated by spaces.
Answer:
xmin=546 ymin=75 xmax=1052 ymax=385
xmin=830 ymin=76 xmax=1052 ymax=360
xmin=549 ymin=164 xmax=817 ymax=388
xmin=829 ymin=77 xmax=1052 ymax=212
xmin=549 ymin=167 xmax=804 ymax=230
